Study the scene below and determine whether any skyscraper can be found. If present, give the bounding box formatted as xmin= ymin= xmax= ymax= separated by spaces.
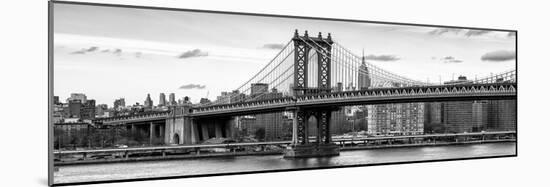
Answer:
xmin=487 ymin=100 xmax=516 ymax=131
xmin=424 ymin=102 xmax=444 ymax=133
xmin=257 ymin=112 xmax=285 ymax=141
xmin=472 ymin=101 xmax=488 ymax=132
xmin=442 ymin=101 xmax=474 ymax=133
xmin=358 ymin=50 xmax=371 ymax=90
xmin=367 ymin=103 xmax=424 ymax=135
xmin=159 ymin=93 xmax=167 ymax=106
xmin=144 ymin=94 xmax=153 ymax=109
xmin=169 ymin=93 xmax=176 ymax=105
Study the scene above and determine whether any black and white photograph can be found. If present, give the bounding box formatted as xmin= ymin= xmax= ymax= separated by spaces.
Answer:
xmin=49 ymin=1 xmax=517 ymax=185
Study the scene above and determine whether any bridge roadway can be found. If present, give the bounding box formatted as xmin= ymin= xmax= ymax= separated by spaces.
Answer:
xmin=189 ymin=83 xmax=516 ymax=118
xmin=92 ymin=83 xmax=516 ymax=124
xmin=54 ymin=131 xmax=516 ymax=156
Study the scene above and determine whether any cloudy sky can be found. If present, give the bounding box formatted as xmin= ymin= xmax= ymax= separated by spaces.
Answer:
xmin=53 ymin=3 xmax=516 ymax=106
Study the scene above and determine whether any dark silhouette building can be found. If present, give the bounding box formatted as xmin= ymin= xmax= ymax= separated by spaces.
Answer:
xmin=158 ymin=93 xmax=167 ymax=106
xmin=144 ymin=94 xmax=153 ymax=109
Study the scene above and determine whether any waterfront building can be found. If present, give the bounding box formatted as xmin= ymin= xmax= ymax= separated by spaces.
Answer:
xmin=256 ymin=112 xmax=285 ymax=141
xmin=330 ymin=109 xmax=348 ymax=135
xmin=437 ymin=100 xmax=511 ymax=133
xmin=53 ymin=122 xmax=91 ymax=149
xmin=472 ymin=101 xmax=489 ymax=132
xmin=367 ymin=103 xmax=424 ymax=136
xmin=424 ymin=102 xmax=445 ymax=133
xmin=442 ymin=101 xmax=475 ymax=133
xmin=487 ymin=100 xmax=516 ymax=131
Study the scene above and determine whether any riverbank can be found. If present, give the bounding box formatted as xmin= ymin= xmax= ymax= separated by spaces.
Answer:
xmin=54 ymin=139 xmax=515 ymax=166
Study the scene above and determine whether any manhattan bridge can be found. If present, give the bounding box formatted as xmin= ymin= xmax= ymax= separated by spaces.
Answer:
xmin=93 ymin=30 xmax=516 ymax=158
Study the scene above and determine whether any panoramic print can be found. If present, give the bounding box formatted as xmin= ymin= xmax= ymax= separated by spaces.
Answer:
xmin=51 ymin=2 xmax=517 ymax=185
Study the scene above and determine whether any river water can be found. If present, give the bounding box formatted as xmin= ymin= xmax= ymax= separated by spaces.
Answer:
xmin=54 ymin=142 xmax=515 ymax=184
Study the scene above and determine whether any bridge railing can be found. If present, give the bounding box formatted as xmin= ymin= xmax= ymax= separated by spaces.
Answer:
xmin=191 ymin=82 xmax=516 ymax=116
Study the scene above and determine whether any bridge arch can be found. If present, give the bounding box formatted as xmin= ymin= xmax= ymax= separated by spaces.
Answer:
xmin=173 ymin=133 xmax=180 ymax=144
xmin=307 ymin=115 xmax=318 ymax=141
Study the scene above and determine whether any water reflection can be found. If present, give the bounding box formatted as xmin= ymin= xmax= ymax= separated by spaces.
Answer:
xmin=55 ymin=142 xmax=516 ymax=184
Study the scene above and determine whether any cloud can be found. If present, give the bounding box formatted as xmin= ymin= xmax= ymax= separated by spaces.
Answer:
xmin=364 ymin=54 xmax=400 ymax=61
xmin=428 ymin=28 xmax=492 ymax=37
xmin=70 ymin=46 xmax=99 ymax=54
xmin=179 ymin=84 xmax=206 ymax=89
xmin=69 ymin=47 xmax=145 ymax=58
xmin=481 ymin=50 xmax=515 ymax=62
xmin=70 ymin=50 xmax=86 ymax=54
xmin=261 ymin=43 xmax=285 ymax=50
xmin=177 ymin=49 xmax=208 ymax=59
xmin=428 ymin=28 xmax=462 ymax=35
xmin=465 ymin=30 xmax=490 ymax=37
xmin=86 ymin=46 xmax=98 ymax=52
xmin=441 ymin=56 xmax=463 ymax=63
xmin=113 ymin=48 xmax=122 ymax=56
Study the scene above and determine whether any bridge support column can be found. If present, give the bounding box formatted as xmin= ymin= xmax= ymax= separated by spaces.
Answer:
xmin=149 ymin=122 xmax=154 ymax=145
xmin=284 ymin=107 xmax=339 ymax=158
xmin=291 ymin=110 xmax=298 ymax=144
xmin=190 ymin=119 xmax=199 ymax=144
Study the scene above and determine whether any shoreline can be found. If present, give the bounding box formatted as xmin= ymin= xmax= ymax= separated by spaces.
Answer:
xmin=54 ymin=139 xmax=515 ymax=166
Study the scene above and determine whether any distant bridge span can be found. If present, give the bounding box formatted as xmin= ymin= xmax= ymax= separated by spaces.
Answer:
xmin=189 ymin=83 xmax=516 ymax=118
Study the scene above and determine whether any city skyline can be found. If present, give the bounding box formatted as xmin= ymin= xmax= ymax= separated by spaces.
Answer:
xmin=54 ymin=3 xmax=515 ymax=107
xmin=50 ymin=2 xmax=517 ymax=185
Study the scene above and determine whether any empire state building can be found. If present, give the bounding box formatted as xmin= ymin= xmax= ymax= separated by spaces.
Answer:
xmin=358 ymin=51 xmax=371 ymax=90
